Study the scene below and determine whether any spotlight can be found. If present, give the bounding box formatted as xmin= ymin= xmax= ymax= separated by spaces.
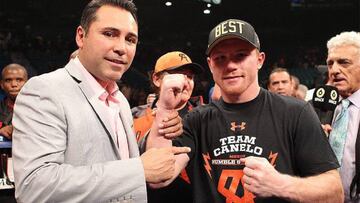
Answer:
xmin=165 ymin=1 xmax=172 ymax=6
xmin=203 ymin=9 xmax=211 ymax=14
xmin=207 ymin=3 xmax=211 ymax=8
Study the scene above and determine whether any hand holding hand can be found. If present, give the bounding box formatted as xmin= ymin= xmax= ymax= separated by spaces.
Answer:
xmin=141 ymin=146 xmax=190 ymax=183
xmin=157 ymin=110 xmax=183 ymax=139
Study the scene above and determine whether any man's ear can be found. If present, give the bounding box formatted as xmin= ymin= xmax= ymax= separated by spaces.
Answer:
xmin=207 ymin=57 xmax=213 ymax=73
xmin=152 ymin=73 xmax=162 ymax=88
xmin=75 ymin=26 xmax=85 ymax=49
xmin=0 ymin=81 xmax=4 ymax=91
xmin=257 ymin=52 xmax=266 ymax=69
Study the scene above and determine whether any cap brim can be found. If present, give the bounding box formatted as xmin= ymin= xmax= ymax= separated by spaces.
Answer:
xmin=165 ymin=63 xmax=204 ymax=74
xmin=206 ymin=34 xmax=258 ymax=56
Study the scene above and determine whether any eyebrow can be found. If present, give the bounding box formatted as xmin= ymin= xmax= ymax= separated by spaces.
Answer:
xmin=101 ymin=27 xmax=138 ymax=38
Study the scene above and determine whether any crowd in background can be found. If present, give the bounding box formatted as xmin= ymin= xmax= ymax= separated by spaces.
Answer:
xmin=0 ymin=0 xmax=357 ymax=107
xmin=0 ymin=0 xmax=358 ymax=202
xmin=0 ymin=26 xmax=327 ymax=107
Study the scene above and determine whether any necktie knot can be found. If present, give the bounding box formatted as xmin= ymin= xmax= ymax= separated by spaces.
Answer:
xmin=342 ymin=99 xmax=350 ymax=109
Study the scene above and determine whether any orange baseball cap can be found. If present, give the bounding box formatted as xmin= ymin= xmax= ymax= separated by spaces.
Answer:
xmin=154 ymin=51 xmax=204 ymax=74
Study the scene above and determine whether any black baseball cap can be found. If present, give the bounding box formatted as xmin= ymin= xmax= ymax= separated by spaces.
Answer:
xmin=206 ymin=19 xmax=260 ymax=55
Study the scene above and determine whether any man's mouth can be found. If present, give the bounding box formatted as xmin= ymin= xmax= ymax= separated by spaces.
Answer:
xmin=223 ymin=75 xmax=243 ymax=80
xmin=9 ymin=91 xmax=19 ymax=96
xmin=105 ymin=58 xmax=126 ymax=65
xmin=333 ymin=78 xmax=346 ymax=83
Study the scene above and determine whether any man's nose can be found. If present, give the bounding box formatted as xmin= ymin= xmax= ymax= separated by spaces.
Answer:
xmin=330 ymin=63 xmax=341 ymax=74
xmin=278 ymin=83 xmax=285 ymax=89
xmin=10 ymin=80 xmax=19 ymax=87
xmin=225 ymin=60 xmax=238 ymax=71
xmin=113 ymin=38 xmax=126 ymax=55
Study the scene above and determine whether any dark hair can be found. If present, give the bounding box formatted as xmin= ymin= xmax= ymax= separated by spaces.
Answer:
xmin=80 ymin=0 xmax=138 ymax=33
xmin=267 ymin=67 xmax=291 ymax=87
xmin=269 ymin=67 xmax=290 ymax=77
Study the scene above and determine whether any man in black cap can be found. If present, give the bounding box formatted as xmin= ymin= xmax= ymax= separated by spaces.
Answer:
xmin=146 ymin=19 xmax=343 ymax=202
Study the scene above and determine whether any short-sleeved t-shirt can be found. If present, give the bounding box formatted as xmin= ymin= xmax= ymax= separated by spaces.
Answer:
xmin=174 ymin=88 xmax=339 ymax=203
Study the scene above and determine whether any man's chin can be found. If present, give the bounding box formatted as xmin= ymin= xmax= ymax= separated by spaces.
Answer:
xmin=8 ymin=95 xmax=17 ymax=100
xmin=338 ymin=88 xmax=352 ymax=97
xmin=222 ymin=87 xmax=244 ymax=96
xmin=105 ymin=73 xmax=124 ymax=82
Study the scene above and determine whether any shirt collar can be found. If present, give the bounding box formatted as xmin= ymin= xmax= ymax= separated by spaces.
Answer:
xmin=74 ymin=57 xmax=119 ymax=99
xmin=348 ymin=89 xmax=360 ymax=108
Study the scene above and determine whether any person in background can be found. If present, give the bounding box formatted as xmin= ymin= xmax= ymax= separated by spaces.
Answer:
xmin=291 ymin=75 xmax=300 ymax=97
xmin=11 ymin=0 xmax=187 ymax=202
xmin=131 ymin=92 xmax=156 ymax=119
xmin=147 ymin=18 xmax=343 ymax=202
xmin=208 ymin=83 xmax=221 ymax=102
xmin=0 ymin=63 xmax=27 ymax=140
xmin=326 ymin=31 xmax=360 ymax=202
xmin=133 ymin=51 xmax=204 ymax=203
xmin=134 ymin=51 xmax=203 ymax=142
xmin=295 ymin=84 xmax=308 ymax=100
xmin=267 ymin=67 xmax=293 ymax=96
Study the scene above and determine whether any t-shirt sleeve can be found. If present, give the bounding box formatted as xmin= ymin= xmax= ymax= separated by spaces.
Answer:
xmin=293 ymin=103 xmax=340 ymax=176
xmin=172 ymin=111 xmax=199 ymax=160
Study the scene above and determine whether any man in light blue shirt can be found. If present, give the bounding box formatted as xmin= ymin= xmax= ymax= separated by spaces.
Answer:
xmin=327 ymin=31 xmax=360 ymax=202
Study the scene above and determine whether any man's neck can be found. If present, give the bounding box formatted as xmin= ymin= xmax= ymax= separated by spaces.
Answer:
xmin=5 ymin=97 xmax=15 ymax=110
xmin=94 ymin=77 xmax=110 ymax=89
xmin=222 ymin=84 xmax=261 ymax=104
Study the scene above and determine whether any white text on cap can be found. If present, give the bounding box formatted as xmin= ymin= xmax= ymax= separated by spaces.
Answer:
xmin=215 ymin=20 xmax=245 ymax=38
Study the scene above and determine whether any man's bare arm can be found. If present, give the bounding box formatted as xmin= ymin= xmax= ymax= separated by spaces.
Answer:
xmin=146 ymin=74 xmax=190 ymax=187
xmin=241 ymin=156 xmax=344 ymax=202
xmin=147 ymin=74 xmax=188 ymax=149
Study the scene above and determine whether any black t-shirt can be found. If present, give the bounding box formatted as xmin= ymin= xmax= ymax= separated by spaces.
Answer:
xmin=173 ymin=88 xmax=339 ymax=203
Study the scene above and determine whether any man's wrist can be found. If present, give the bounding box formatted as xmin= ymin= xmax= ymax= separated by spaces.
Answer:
xmin=155 ymin=107 xmax=175 ymax=120
xmin=274 ymin=173 xmax=299 ymax=201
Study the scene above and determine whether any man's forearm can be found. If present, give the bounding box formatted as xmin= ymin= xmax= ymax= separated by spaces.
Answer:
xmin=277 ymin=169 xmax=344 ymax=202
xmin=146 ymin=109 xmax=173 ymax=150
xmin=146 ymin=131 xmax=172 ymax=150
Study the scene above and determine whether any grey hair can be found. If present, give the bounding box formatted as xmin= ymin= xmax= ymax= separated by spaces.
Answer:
xmin=327 ymin=31 xmax=360 ymax=54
